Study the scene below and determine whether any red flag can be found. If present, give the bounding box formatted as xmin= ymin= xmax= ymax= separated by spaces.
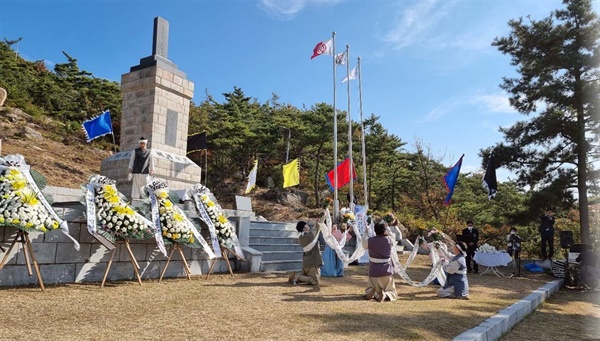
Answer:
xmin=325 ymin=157 xmax=357 ymax=190
xmin=311 ymin=38 xmax=333 ymax=59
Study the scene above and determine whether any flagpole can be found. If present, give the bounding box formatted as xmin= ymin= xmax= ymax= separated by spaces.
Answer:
xmin=332 ymin=31 xmax=339 ymax=221
xmin=345 ymin=45 xmax=354 ymax=213
xmin=204 ymin=149 xmax=208 ymax=186
xmin=357 ymin=57 xmax=368 ymax=209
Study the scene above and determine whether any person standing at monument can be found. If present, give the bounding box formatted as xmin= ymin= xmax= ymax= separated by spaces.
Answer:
xmin=128 ymin=137 xmax=155 ymax=199
xmin=539 ymin=208 xmax=555 ymax=260
xmin=289 ymin=221 xmax=322 ymax=286
xmin=363 ymin=221 xmax=398 ymax=302
xmin=462 ymin=220 xmax=479 ymax=273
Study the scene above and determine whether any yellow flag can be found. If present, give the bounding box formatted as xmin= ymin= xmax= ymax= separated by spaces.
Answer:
xmin=282 ymin=158 xmax=300 ymax=188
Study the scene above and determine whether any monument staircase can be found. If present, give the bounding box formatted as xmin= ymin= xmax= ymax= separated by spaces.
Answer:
xmin=248 ymin=221 xmax=303 ymax=272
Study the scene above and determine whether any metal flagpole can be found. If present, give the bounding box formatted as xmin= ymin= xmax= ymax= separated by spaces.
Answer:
xmin=332 ymin=31 xmax=339 ymax=221
xmin=346 ymin=45 xmax=354 ymax=213
xmin=285 ymin=128 xmax=291 ymax=163
xmin=358 ymin=57 xmax=368 ymax=209
xmin=204 ymin=149 xmax=208 ymax=186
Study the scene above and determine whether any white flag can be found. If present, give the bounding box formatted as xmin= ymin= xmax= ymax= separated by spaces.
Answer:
xmin=341 ymin=65 xmax=359 ymax=83
xmin=245 ymin=159 xmax=258 ymax=194
xmin=335 ymin=51 xmax=347 ymax=65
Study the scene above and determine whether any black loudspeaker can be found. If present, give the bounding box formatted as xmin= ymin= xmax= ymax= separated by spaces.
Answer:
xmin=559 ymin=231 xmax=574 ymax=249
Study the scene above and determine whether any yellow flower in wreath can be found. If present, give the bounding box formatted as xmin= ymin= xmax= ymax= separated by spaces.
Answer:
xmin=52 ymin=221 xmax=59 ymax=229
xmin=164 ymin=200 xmax=173 ymax=208
xmin=218 ymin=215 xmax=228 ymax=224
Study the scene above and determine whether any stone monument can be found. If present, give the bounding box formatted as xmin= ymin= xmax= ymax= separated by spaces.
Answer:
xmin=101 ymin=17 xmax=201 ymax=195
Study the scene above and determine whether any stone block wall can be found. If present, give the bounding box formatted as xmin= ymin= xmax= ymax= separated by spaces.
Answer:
xmin=0 ymin=207 xmax=236 ymax=287
xmin=120 ymin=66 xmax=194 ymax=155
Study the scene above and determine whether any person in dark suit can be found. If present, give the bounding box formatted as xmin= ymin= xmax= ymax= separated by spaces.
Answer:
xmin=539 ymin=208 xmax=555 ymax=260
xmin=462 ymin=220 xmax=479 ymax=273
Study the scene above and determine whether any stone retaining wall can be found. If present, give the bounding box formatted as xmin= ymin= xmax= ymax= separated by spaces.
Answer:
xmin=0 ymin=209 xmax=243 ymax=287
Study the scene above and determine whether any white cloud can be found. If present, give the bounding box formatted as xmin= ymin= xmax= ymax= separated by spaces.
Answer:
xmin=471 ymin=92 xmax=516 ymax=114
xmin=258 ymin=0 xmax=343 ymax=20
xmin=420 ymin=94 xmax=465 ymax=123
xmin=382 ymin=0 xmax=456 ymax=50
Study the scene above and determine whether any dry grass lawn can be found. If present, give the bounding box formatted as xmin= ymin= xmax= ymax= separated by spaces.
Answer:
xmin=502 ymin=287 xmax=600 ymax=340
xmin=0 ymin=255 xmax=591 ymax=341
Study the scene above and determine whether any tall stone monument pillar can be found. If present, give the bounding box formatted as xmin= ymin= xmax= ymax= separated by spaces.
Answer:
xmin=101 ymin=17 xmax=201 ymax=195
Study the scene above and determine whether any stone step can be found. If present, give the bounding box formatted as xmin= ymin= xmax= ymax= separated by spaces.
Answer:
xmin=250 ymin=236 xmax=298 ymax=245
xmin=260 ymin=251 xmax=303 ymax=262
xmin=250 ymin=243 xmax=303 ymax=252
xmin=260 ymin=260 xmax=302 ymax=272
xmin=249 ymin=228 xmax=298 ymax=237
xmin=250 ymin=221 xmax=297 ymax=231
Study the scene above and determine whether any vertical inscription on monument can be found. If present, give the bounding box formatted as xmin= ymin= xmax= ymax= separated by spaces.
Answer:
xmin=165 ymin=109 xmax=178 ymax=147
xmin=152 ymin=17 xmax=169 ymax=58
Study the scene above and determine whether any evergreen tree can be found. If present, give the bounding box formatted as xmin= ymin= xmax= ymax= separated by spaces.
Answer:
xmin=485 ymin=0 xmax=599 ymax=244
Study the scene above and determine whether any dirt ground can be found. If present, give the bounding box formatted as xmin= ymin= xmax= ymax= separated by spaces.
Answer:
xmin=2 ymin=255 xmax=595 ymax=341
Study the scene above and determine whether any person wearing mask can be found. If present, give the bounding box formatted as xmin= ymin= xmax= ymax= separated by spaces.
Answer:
xmin=462 ymin=220 xmax=479 ymax=274
xmin=539 ymin=208 xmax=555 ymax=260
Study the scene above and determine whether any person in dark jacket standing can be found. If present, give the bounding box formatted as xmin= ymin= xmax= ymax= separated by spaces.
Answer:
xmin=462 ymin=220 xmax=479 ymax=273
xmin=539 ymin=208 xmax=555 ymax=260
xmin=128 ymin=137 xmax=155 ymax=199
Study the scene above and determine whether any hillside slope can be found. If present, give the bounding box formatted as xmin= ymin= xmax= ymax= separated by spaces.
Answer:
xmin=0 ymin=107 xmax=111 ymax=188
xmin=0 ymin=107 xmax=316 ymax=222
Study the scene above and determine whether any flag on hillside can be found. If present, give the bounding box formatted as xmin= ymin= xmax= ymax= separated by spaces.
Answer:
xmin=335 ymin=50 xmax=347 ymax=65
xmin=82 ymin=110 xmax=113 ymax=142
xmin=282 ymin=158 xmax=300 ymax=188
xmin=187 ymin=131 xmax=207 ymax=154
xmin=245 ymin=159 xmax=258 ymax=194
xmin=483 ymin=152 xmax=497 ymax=199
xmin=443 ymin=154 xmax=464 ymax=205
xmin=311 ymin=38 xmax=333 ymax=59
xmin=326 ymin=157 xmax=357 ymax=190
xmin=341 ymin=65 xmax=358 ymax=83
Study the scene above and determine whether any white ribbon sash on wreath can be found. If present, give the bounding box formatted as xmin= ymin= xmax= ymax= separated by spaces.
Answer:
xmin=173 ymin=204 xmax=216 ymax=259
xmin=1 ymin=156 xmax=80 ymax=250
xmin=85 ymin=184 xmax=97 ymax=236
xmin=146 ymin=192 xmax=169 ymax=257
xmin=189 ymin=191 xmax=221 ymax=256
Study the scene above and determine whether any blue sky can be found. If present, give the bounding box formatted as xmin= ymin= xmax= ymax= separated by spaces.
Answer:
xmin=1 ymin=0 xmax=593 ymax=181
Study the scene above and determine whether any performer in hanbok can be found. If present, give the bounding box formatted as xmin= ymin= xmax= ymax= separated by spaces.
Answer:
xmin=321 ymin=223 xmax=352 ymax=277
xmin=437 ymin=241 xmax=470 ymax=300
xmin=363 ymin=222 xmax=398 ymax=302
xmin=128 ymin=137 xmax=154 ymax=199
xmin=289 ymin=221 xmax=322 ymax=286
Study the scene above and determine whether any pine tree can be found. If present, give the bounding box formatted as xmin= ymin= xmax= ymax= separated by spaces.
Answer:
xmin=486 ymin=0 xmax=599 ymax=244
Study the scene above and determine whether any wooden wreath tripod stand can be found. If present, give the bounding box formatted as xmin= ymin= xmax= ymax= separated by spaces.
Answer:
xmin=159 ymin=243 xmax=192 ymax=282
xmin=205 ymin=248 xmax=237 ymax=279
xmin=100 ymin=239 xmax=143 ymax=288
xmin=0 ymin=231 xmax=45 ymax=291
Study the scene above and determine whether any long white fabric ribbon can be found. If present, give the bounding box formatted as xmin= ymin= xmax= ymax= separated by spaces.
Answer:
xmin=147 ymin=192 xmax=170 ymax=257
xmin=85 ymin=184 xmax=97 ymax=236
xmin=190 ymin=192 xmax=221 ymax=256
xmin=302 ymin=230 xmax=320 ymax=252
xmin=174 ymin=204 xmax=216 ymax=259
xmin=319 ymin=209 xmax=446 ymax=287
xmin=14 ymin=162 xmax=80 ymax=250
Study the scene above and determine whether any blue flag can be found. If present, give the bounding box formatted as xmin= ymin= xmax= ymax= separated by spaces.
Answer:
xmin=443 ymin=154 xmax=464 ymax=205
xmin=82 ymin=110 xmax=113 ymax=142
